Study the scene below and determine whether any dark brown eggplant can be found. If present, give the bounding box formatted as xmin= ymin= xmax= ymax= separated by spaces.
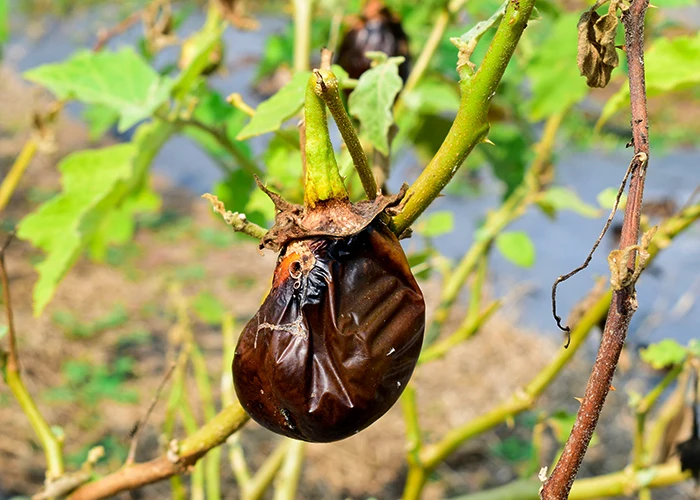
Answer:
xmin=335 ymin=0 xmax=411 ymax=83
xmin=232 ymin=221 xmax=425 ymax=442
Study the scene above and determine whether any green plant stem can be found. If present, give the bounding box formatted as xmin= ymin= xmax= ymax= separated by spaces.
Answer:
xmin=645 ymin=367 xmax=691 ymax=464
xmin=401 ymin=386 xmax=422 ymax=466
xmin=303 ymin=72 xmax=349 ymax=207
xmin=177 ymin=116 xmax=263 ymax=177
xmin=450 ymin=461 xmax=690 ymax=500
xmin=419 ymin=299 xmax=500 ymax=364
xmin=633 ymin=364 xmax=684 ymax=469
xmin=179 ymin=397 xmax=204 ymax=500
xmin=273 ymin=440 xmax=305 ymax=500
xmin=1 ymin=242 xmax=64 ymax=481
xmin=293 ymin=0 xmax=312 ymax=72
xmin=221 ymin=315 xmax=251 ymax=488
xmin=0 ymin=138 xmax=38 ymax=213
xmin=391 ymin=0 xmax=536 ymax=235
xmin=314 ymin=69 xmax=377 ymax=199
xmin=424 ymin=109 xmax=564 ymax=345
xmin=190 ymin=343 xmax=221 ymax=500
xmin=401 ymin=286 xmax=611 ymax=499
xmin=401 ymin=203 xmax=700 ymax=499
xmin=243 ymin=441 xmax=291 ymax=500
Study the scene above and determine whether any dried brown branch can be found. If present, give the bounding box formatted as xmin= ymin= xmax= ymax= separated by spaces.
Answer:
xmin=93 ymin=11 xmax=143 ymax=52
xmin=540 ymin=0 xmax=651 ymax=497
xmin=0 ymin=231 xmax=18 ymax=372
xmin=68 ymin=403 xmax=249 ymax=500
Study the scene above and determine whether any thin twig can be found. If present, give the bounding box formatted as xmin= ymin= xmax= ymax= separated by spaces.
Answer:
xmin=201 ymin=193 xmax=268 ymax=240
xmin=551 ymin=158 xmax=635 ymax=343
xmin=126 ymin=362 xmax=177 ymax=466
xmin=93 ymin=10 xmax=143 ymax=52
xmin=541 ymin=0 xmax=651 ymax=496
xmin=0 ymin=231 xmax=18 ymax=371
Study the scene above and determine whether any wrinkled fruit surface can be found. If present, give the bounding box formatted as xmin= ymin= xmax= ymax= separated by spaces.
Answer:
xmin=233 ymin=221 xmax=425 ymax=442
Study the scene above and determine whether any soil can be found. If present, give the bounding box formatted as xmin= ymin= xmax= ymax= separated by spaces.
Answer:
xmin=0 ymin=66 xmax=695 ymax=500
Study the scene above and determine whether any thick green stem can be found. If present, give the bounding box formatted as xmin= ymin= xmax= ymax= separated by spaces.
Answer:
xmin=273 ymin=440 xmax=305 ymax=500
xmin=391 ymin=0 xmax=536 ymax=235
xmin=313 ymin=69 xmax=377 ymax=199
xmin=303 ymin=73 xmax=349 ymax=207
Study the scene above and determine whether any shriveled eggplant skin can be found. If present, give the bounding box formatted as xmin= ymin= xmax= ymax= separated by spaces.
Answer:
xmin=233 ymin=221 xmax=425 ymax=442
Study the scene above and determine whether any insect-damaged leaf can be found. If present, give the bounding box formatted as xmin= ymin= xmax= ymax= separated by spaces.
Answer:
xmin=577 ymin=0 xmax=625 ymax=88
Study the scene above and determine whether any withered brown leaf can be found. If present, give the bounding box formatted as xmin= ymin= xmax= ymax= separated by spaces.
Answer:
xmin=577 ymin=0 xmax=626 ymax=88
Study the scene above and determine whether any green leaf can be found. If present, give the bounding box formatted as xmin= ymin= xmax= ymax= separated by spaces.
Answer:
xmin=82 ymin=104 xmax=120 ymax=141
xmin=495 ymin=231 xmax=536 ymax=268
xmin=597 ymin=187 xmax=627 ymax=210
xmin=24 ymin=48 xmax=174 ymax=131
xmin=236 ymin=71 xmax=312 ymax=140
xmin=192 ymin=291 xmax=226 ymax=325
xmin=598 ymin=33 xmax=700 ymax=127
xmin=640 ymin=339 xmax=687 ymax=369
xmin=348 ymin=55 xmax=404 ymax=155
xmin=18 ymin=121 xmax=175 ymax=316
xmin=527 ymin=13 xmax=589 ymax=119
xmin=0 ymin=0 xmax=8 ymax=45
xmin=414 ymin=211 xmax=455 ymax=237
xmin=17 ymin=145 xmax=136 ymax=316
xmin=539 ymin=186 xmax=600 ymax=218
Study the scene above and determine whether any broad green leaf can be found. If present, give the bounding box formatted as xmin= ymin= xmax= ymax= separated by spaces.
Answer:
xmin=414 ymin=211 xmax=455 ymax=237
xmin=598 ymin=33 xmax=700 ymax=128
xmin=82 ymin=104 xmax=119 ymax=141
xmin=597 ymin=187 xmax=627 ymax=210
xmin=539 ymin=186 xmax=600 ymax=218
xmin=262 ymin=134 xmax=304 ymax=203
xmin=348 ymin=55 xmax=404 ymax=155
xmin=193 ymin=291 xmax=226 ymax=325
xmin=18 ymin=121 xmax=175 ymax=316
xmin=640 ymin=339 xmax=687 ymax=369
xmin=495 ymin=231 xmax=536 ymax=268
xmin=236 ymin=71 xmax=312 ymax=140
xmin=24 ymin=48 xmax=174 ymax=131
xmin=527 ymin=13 xmax=589 ymax=119
xmin=17 ymin=145 xmax=136 ymax=315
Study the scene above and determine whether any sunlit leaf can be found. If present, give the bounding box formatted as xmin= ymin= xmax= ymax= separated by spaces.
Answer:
xmin=414 ymin=211 xmax=455 ymax=237
xmin=82 ymin=104 xmax=120 ymax=141
xmin=24 ymin=48 xmax=174 ymax=131
xmin=17 ymin=121 xmax=175 ymax=316
xmin=640 ymin=339 xmax=687 ymax=369
xmin=495 ymin=231 xmax=536 ymax=268
xmin=348 ymin=54 xmax=404 ymax=155
xmin=236 ymin=71 xmax=312 ymax=140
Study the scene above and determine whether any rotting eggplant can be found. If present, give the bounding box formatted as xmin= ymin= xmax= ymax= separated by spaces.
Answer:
xmin=233 ymin=222 xmax=424 ymax=442
xmin=335 ymin=0 xmax=411 ymax=83
xmin=231 ymin=69 xmax=425 ymax=442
